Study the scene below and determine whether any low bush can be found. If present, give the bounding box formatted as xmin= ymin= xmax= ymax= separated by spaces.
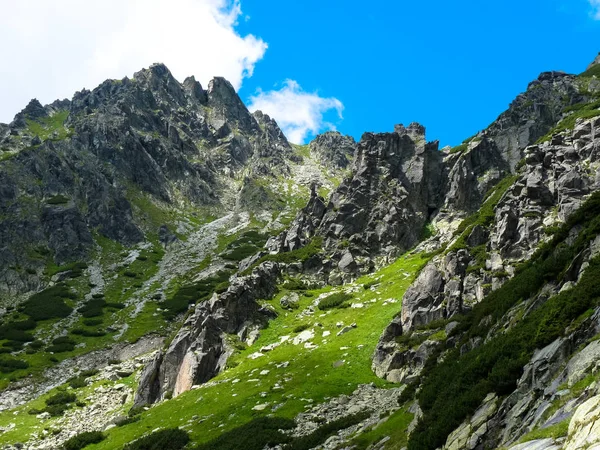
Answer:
xmin=293 ymin=324 xmax=311 ymax=333
xmin=193 ymin=417 xmax=295 ymax=450
xmin=78 ymin=299 xmax=106 ymax=318
xmin=47 ymin=336 xmax=76 ymax=353
xmin=317 ymin=292 xmax=353 ymax=310
xmin=82 ymin=318 xmax=103 ymax=327
xmin=22 ymin=286 xmax=75 ymax=321
xmin=0 ymin=356 xmax=29 ymax=373
xmin=62 ymin=431 xmax=105 ymax=450
xmin=115 ymin=415 xmax=140 ymax=427
xmin=46 ymin=392 xmax=77 ymax=406
xmin=123 ymin=428 xmax=189 ymax=450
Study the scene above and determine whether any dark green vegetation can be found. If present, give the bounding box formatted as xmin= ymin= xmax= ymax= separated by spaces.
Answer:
xmin=21 ymin=286 xmax=75 ymax=321
xmin=220 ymin=230 xmax=268 ymax=262
xmin=161 ymin=270 xmax=233 ymax=319
xmin=192 ymin=413 xmax=370 ymax=450
xmin=408 ymin=190 xmax=600 ymax=450
xmin=123 ymin=428 xmax=190 ymax=450
xmin=29 ymin=392 xmax=78 ymax=417
xmin=68 ymin=369 xmax=99 ymax=389
xmin=0 ymin=356 xmax=28 ymax=373
xmin=47 ymin=336 xmax=76 ymax=353
xmin=317 ymin=292 xmax=353 ymax=310
xmin=193 ymin=417 xmax=295 ymax=450
xmin=62 ymin=431 xmax=105 ymax=450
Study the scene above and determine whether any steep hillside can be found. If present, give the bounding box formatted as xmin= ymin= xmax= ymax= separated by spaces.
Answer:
xmin=1 ymin=55 xmax=600 ymax=450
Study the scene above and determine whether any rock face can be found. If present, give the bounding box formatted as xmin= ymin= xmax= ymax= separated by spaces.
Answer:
xmin=485 ymin=71 xmax=583 ymax=170
xmin=308 ymin=131 xmax=356 ymax=169
xmin=270 ymin=123 xmax=444 ymax=281
xmin=134 ymin=262 xmax=281 ymax=405
xmin=374 ymin=115 xmax=600 ymax=383
xmin=0 ymin=63 xmax=292 ymax=297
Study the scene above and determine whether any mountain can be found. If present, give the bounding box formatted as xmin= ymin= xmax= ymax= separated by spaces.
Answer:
xmin=0 ymin=55 xmax=600 ymax=450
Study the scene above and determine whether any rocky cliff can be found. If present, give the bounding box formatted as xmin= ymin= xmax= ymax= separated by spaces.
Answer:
xmin=0 ymin=63 xmax=293 ymax=298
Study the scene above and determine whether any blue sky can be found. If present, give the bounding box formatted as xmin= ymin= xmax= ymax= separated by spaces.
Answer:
xmin=237 ymin=0 xmax=600 ymax=146
xmin=1 ymin=0 xmax=599 ymax=147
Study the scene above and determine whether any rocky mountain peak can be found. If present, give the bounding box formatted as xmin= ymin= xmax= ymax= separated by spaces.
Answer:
xmin=309 ymin=131 xmax=356 ymax=169
xmin=394 ymin=122 xmax=426 ymax=140
xmin=21 ymin=98 xmax=47 ymax=119
xmin=182 ymin=75 xmax=208 ymax=104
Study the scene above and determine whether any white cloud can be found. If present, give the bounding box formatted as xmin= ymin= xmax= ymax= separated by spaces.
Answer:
xmin=248 ymin=80 xmax=344 ymax=144
xmin=0 ymin=0 xmax=267 ymax=122
xmin=590 ymin=0 xmax=600 ymax=19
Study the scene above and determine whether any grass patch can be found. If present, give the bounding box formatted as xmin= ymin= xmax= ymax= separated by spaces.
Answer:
xmin=537 ymin=99 xmax=600 ymax=143
xmin=26 ymin=110 xmax=73 ymax=142
xmin=516 ymin=419 xmax=569 ymax=444
xmin=349 ymin=407 xmax=414 ymax=450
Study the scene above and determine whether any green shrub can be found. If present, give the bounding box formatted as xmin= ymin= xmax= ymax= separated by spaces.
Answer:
xmin=68 ymin=376 xmax=87 ymax=389
xmin=105 ymin=302 xmax=126 ymax=309
xmin=293 ymin=324 xmax=311 ymax=333
xmin=45 ymin=404 xmax=69 ymax=416
xmin=78 ymin=299 xmax=106 ymax=318
xmin=47 ymin=337 xmax=76 ymax=353
xmin=83 ymin=318 xmax=103 ymax=327
xmin=193 ymin=417 xmax=294 ymax=450
xmin=0 ymin=356 xmax=29 ymax=373
xmin=115 ymin=415 xmax=140 ymax=427
xmin=317 ymin=292 xmax=353 ymax=310
xmin=71 ymin=328 xmax=106 ymax=337
xmin=123 ymin=428 xmax=189 ymax=450
xmin=282 ymin=278 xmax=306 ymax=291
xmin=123 ymin=271 xmax=137 ymax=278
xmin=22 ymin=286 xmax=75 ymax=321
xmin=62 ymin=431 xmax=105 ymax=450
xmin=46 ymin=392 xmax=77 ymax=406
